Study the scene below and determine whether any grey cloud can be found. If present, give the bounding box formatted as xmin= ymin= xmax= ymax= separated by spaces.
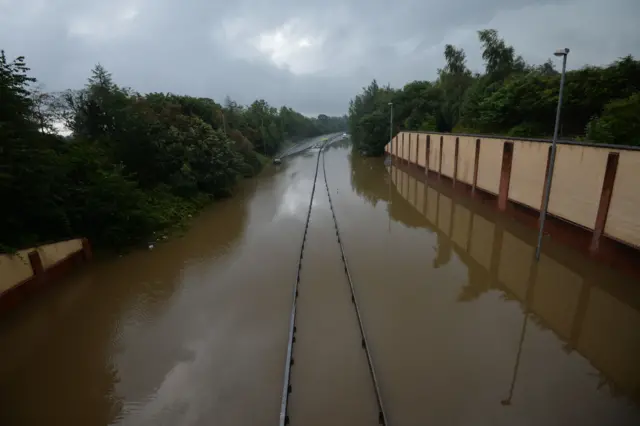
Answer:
xmin=1 ymin=0 xmax=639 ymax=116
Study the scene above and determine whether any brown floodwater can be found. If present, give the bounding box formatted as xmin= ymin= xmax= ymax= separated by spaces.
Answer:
xmin=1 ymin=138 xmax=639 ymax=426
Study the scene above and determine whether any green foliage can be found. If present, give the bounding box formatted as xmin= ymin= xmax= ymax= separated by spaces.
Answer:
xmin=348 ymin=29 xmax=640 ymax=156
xmin=438 ymin=45 xmax=474 ymax=130
xmin=348 ymin=80 xmax=398 ymax=155
xmin=586 ymin=93 xmax=640 ymax=146
xmin=477 ymin=29 xmax=526 ymax=82
xmin=0 ymin=52 xmax=345 ymax=252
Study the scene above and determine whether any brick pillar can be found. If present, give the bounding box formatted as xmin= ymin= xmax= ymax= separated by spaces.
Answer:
xmin=590 ymin=153 xmax=619 ymax=254
xmin=498 ymin=142 xmax=514 ymax=211
xmin=438 ymin=136 xmax=443 ymax=180
xmin=28 ymin=251 xmax=44 ymax=284
xmin=82 ymin=238 xmax=93 ymax=261
xmin=453 ymin=137 xmax=459 ymax=187
xmin=425 ymin=135 xmax=431 ymax=176
xmin=472 ymin=139 xmax=480 ymax=196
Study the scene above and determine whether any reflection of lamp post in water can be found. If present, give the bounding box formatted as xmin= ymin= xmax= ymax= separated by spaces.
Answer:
xmin=536 ymin=48 xmax=569 ymax=260
xmin=501 ymin=258 xmax=539 ymax=406
xmin=387 ymin=167 xmax=392 ymax=233
xmin=501 ymin=311 xmax=530 ymax=406
xmin=386 ymin=102 xmax=394 ymax=232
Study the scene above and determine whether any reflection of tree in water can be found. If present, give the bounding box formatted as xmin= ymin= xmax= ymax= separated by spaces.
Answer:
xmin=349 ymin=158 xmax=459 ymax=271
xmin=432 ymin=235 xmax=452 ymax=269
xmin=324 ymin=137 xmax=351 ymax=152
xmin=349 ymin=158 xmax=459 ymax=273
xmin=348 ymin=150 xmax=391 ymax=208
xmin=349 ymin=159 xmax=640 ymax=407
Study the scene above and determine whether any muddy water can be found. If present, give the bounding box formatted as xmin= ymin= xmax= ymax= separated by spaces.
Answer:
xmin=287 ymin=157 xmax=378 ymax=425
xmin=1 ymin=139 xmax=639 ymax=426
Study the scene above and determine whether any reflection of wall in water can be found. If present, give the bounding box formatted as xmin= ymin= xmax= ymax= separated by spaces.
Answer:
xmin=390 ymin=165 xmax=640 ymax=402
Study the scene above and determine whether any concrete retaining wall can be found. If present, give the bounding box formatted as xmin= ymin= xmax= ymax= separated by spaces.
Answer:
xmin=605 ymin=151 xmax=640 ymax=247
xmin=385 ymin=131 xmax=640 ymax=252
xmin=0 ymin=238 xmax=91 ymax=313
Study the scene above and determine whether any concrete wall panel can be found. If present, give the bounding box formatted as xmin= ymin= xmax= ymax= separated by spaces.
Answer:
xmin=416 ymin=134 xmax=427 ymax=167
xmin=0 ymin=239 xmax=83 ymax=294
xmin=548 ymin=145 xmax=608 ymax=229
xmin=401 ymin=134 xmax=411 ymax=161
xmin=0 ymin=250 xmax=34 ymax=293
xmin=477 ymin=139 xmax=503 ymax=195
xmin=429 ymin=136 xmax=441 ymax=172
xmin=509 ymin=141 xmax=550 ymax=209
xmin=441 ymin=135 xmax=456 ymax=178
xmin=457 ymin=137 xmax=476 ymax=185
xmin=37 ymin=239 xmax=83 ymax=269
xmin=409 ymin=133 xmax=418 ymax=164
xmin=392 ymin=136 xmax=399 ymax=156
xmin=605 ymin=151 xmax=640 ymax=247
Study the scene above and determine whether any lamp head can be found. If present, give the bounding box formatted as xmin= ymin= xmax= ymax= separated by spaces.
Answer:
xmin=554 ymin=48 xmax=570 ymax=57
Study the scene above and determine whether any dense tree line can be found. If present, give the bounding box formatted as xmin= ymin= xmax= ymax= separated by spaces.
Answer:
xmin=0 ymin=52 xmax=346 ymax=252
xmin=349 ymin=29 xmax=640 ymax=156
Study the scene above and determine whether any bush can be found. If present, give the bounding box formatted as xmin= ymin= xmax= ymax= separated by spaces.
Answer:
xmin=586 ymin=93 xmax=640 ymax=146
xmin=0 ymin=53 xmax=345 ymax=253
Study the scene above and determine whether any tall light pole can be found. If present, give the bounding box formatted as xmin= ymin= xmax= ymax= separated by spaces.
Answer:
xmin=387 ymin=101 xmax=394 ymax=232
xmin=389 ymin=102 xmax=394 ymax=159
xmin=535 ymin=48 xmax=569 ymax=260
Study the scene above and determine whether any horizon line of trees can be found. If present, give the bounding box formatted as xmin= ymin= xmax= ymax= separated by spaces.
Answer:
xmin=348 ymin=29 xmax=640 ymax=156
xmin=0 ymin=51 xmax=347 ymax=252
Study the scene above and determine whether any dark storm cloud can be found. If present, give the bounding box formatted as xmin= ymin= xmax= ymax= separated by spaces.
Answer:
xmin=1 ymin=0 xmax=639 ymax=115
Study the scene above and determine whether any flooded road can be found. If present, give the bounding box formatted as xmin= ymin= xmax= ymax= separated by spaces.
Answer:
xmin=1 ymin=138 xmax=639 ymax=426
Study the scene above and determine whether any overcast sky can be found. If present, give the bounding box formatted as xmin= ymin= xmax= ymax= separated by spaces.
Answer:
xmin=1 ymin=0 xmax=639 ymax=116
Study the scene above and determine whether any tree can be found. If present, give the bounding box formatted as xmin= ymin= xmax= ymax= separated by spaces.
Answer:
xmin=437 ymin=44 xmax=474 ymax=131
xmin=478 ymin=29 xmax=525 ymax=81
xmin=442 ymin=44 xmax=469 ymax=75
xmin=587 ymin=93 xmax=640 ymax=146
xmin=1 ymin=55 xmax=344 ymax=252
xmin=348 ymin=30 xmax=640 ymax=156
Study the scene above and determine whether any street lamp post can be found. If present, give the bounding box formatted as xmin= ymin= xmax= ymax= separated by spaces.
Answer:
xmin=387 ymin=101 xmax=394 ymax=232
xmin=389 ymin=102 xmax=394 ymax=159
xmin=535 ymin=48 xmax=570 ymax=260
